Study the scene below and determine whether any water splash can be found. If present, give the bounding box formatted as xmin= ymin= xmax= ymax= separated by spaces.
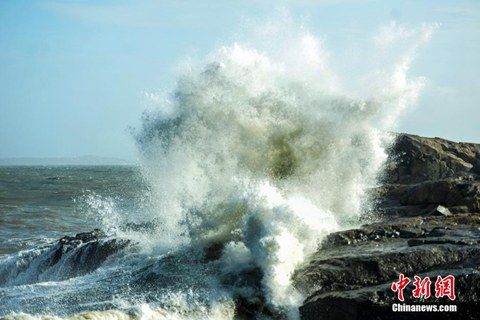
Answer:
xmin=133 ymin=20 xmax=436 ymax=315
xmin=0 ymin=18 xmax=437 ymax=320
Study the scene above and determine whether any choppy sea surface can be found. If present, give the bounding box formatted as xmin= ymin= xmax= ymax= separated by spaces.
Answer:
xmin=0 ymin=166 xmax=143 ymax=255
xmin=0 ymin=166 xmax=171 ymax=319
xmin=0 ymin=166 xmax=246 ymax=319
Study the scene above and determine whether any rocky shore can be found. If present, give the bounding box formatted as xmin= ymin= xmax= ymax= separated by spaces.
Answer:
xmin=296 ymin=134 xmax=480 ymax=319
xmin=6 ymin=133 xmax=479 ymax=319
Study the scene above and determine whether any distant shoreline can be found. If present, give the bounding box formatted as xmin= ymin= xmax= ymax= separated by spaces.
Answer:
xmin=0 ymin=156 xmax=136 ymax=166
xmin=0 ymin=164 xmax=138 ymax=167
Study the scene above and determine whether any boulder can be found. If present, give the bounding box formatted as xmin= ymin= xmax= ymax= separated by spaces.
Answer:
xmin=0 ymin=229 xmax=130 ymax=286
xmin=295 ymin=214 xmax=480 ymax=320
xmin=373 ymin=134 xmax=480 ymax=217
xmin=384 ymin=134 xmax=480 ymax=184
xmin=297 ymin=134 xmax=480 ymax=319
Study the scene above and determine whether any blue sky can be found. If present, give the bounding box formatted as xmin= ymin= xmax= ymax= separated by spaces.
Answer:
xmin=1 ymin=0 xmax=479 ymax=161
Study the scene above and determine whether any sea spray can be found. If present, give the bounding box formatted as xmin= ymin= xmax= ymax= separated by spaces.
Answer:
xmin=134 ymin=21 xmax=436 ymax=316
xmin=0 ymin=20 xmax=438 ymax=320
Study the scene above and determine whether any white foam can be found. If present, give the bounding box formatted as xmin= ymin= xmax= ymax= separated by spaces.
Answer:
xmin=131 ymin=19 xmax=436 ymax=317
xmin=3 ymin=302 xmax=236 ymax=320
xmin=44 ymin=18 xmax=436 ymax=319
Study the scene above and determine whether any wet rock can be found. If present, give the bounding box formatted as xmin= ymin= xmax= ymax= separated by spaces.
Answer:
xmin=295 ymin=215 xmax=480 ymax=291
xmin=203 ymin=242 xmax=225 ymax=262
xmin=0 ymin=229 xmax=130 ymax=285
xmin=58 ymin=228 xmax=105 ymax=246
xmin=300 ymin=269 xmax=480 ymax=320
xmin=471 ymin=154 xmax=480 ymax=175
xmin=373 ymin=178 xmax=480 ymax=217
xmin=50 ymin=229 xmax=129 ymax=274
xmin=295 ymin=214 xmax=480 ymax=319
xmin=375 ymin=134 xmax=480 ymax=217
xmin=234 ymin=295 xmax=281 ymax=320
xmin=401 ymin=179 xmax=479 ymax=210
xmin=297 ymin=134 xmax=480 ymax=319
xmin=384 ymin=134 xmax=480 ymax=184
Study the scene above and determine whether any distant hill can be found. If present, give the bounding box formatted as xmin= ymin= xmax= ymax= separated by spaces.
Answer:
xmin=0 ymin=156 xmax=135 ymax=166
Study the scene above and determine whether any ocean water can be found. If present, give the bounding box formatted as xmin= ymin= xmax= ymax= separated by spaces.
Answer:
xmin=0 ymin=167 xmax=241 ymax=320
xmin=0 ymin=166 xmax=144 ymax=255
xmin=0 ymin=21 xmax=435 ymax=320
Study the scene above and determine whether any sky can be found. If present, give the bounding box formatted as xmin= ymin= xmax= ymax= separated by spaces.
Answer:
xmin=0 ymin=0 xmax=479 ymax=162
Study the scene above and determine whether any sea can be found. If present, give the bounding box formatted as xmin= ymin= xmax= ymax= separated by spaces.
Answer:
xmin=0 ymin=21 xmax=435 ymax=319
xmin=0 ymin=166 xmax=143 ymax=256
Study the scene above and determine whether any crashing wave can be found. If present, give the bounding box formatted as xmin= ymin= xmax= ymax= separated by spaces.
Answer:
xmin=1 ymin=20 xmax=436 ymax=319
xmin=133 ymin=22 xmax=435 ymax=315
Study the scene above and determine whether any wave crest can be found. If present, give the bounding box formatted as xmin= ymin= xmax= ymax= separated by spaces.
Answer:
xmin=134 ymin=21 xmax=434 ymax=314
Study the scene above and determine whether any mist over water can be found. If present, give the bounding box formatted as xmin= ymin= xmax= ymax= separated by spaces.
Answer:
xmin=0 ymin=19 xmax=436 ymax=320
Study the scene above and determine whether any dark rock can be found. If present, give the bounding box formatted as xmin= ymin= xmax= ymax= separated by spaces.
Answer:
xmin=0 ymin=229 xmax=130 ymax=285
xmin=50 ymin=228 xmax=129 ymax=275
xmin=373 ymin=178 xmax=480 ymax=218
xmin=400 ymin=179 xmax=480 ymax=210
xmin=294 ymin=214 xmax=480 ymax=294
xmin=58 ymin=228 xmax=105 ymax=246
xmin=384 ymin=134 xmax=480 ymax=184
xmin=295 ymin=214 xmax=480 ymax=319
xmin=300 ymin=269 xmax=480 ymax=320
xmin=234 ymin=295 xmax=282 ymax=320
xmin=471 ymin=153 xmax=480 ymax=175
xmin=297 ymin=134 xmax=480 ymax=319
xmin=203 ymin=242 xmax=225 ymax=262
xmin=377 ymin=134 xmax=480 ymax=216
xmin=447 ymin=205 xmax=470 ymax=214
